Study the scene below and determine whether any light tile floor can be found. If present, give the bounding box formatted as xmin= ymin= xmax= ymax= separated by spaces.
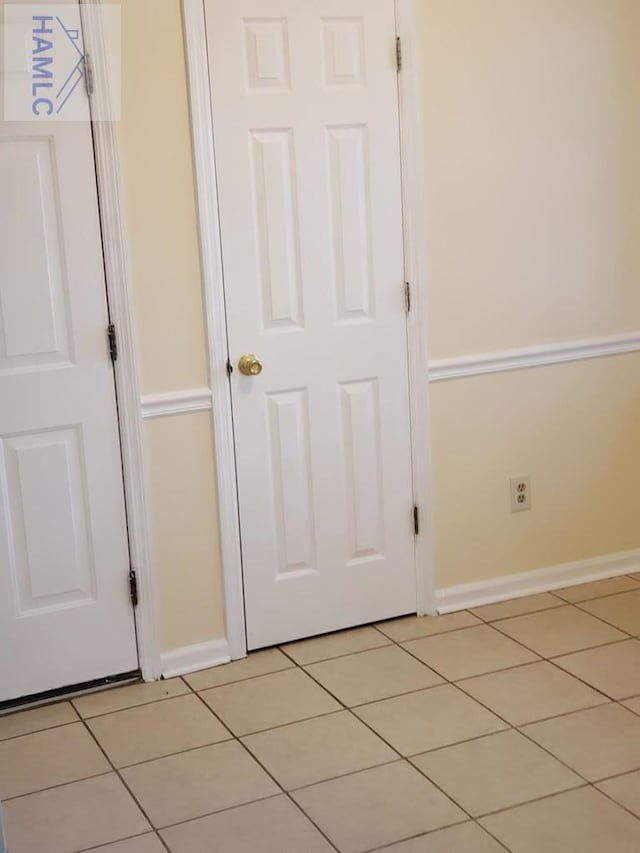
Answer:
xmin=2 ymin=574 xmax=640 ymax=852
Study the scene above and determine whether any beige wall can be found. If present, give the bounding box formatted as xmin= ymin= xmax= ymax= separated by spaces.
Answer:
xmin=420 ymin=0 xmax=640 ymax=587
xmin=119 ymin=0 xmax=225 ymax=652
xmin=420 ymin=0 xmax=640 ymax=357
xmin=117 ymin=0 xmax=640 ymax=654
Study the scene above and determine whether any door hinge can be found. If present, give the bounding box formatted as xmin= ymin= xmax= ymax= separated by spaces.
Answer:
xmin=413 ymin=506 xmax=420 ymax=536
xmin=396 ymin=37 xmax=402 ymax=72
xmin=84 ymin=52 xmax=95 ymax=97
xmin=405 ymin=282 xmax=411 ymax=313
xmin=107 ymin=324 xmax=118 ymax=362
xmin=129 ymin=569 xmax=139 ymax=607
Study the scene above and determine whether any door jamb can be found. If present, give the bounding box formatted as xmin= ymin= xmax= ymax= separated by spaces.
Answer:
xmin=81 ymin=1 xmax=162 ymax=679
xmin=182 ymin=0 xmax=436 ymax=660
xmin=395 ymin=0 xmax=437 ymax=615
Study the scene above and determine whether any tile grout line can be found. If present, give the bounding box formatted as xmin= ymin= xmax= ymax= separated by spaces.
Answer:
xmin=75 ymin=829 xmax=162 ymax=853
xmin=279 ymin=645 xmax=484 ymax=833
xmin=278 ymin=644 xmax=490 ymax=842
xmin=0 ymin=719 xmax=83 ymax=747
xmin=76 ymin=714 xmax=173 ymax=853
xmin=2 ymin=770 xmax=114 ymax=804
xmin=69 ymin=680 xmax=192 ymax=722
xmin=362 ymin=819 xmax=515 ymax=853
xmin=370 ymin=603 xmax=640 ymax=825
xmin=184 ymin=686 xmax=342 ymax=853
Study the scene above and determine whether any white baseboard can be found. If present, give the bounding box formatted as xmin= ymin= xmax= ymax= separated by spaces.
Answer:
xmin=160 ymin=638 xmax=230 ymax=679
xmin=436 ymin=549 xmax=640 ymax=614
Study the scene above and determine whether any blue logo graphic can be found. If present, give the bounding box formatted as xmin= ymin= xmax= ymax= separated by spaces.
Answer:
xmin=31 ymin=13 xmax=86 ymax=116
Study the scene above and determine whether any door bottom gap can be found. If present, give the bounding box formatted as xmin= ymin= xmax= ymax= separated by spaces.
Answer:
xmin=0 ymin=670 xmax=142 ymax=714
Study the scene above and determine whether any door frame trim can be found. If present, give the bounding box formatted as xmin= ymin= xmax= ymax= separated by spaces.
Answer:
xmin=182 ymin=0 xmax=436 ymax=659
xmin=81 ymin=1 xmax=162 ymax=679
xmin=182 ymin=0 xmax=248 ymax=660
xmin=395 ymin=0 xmax=437 ymax=616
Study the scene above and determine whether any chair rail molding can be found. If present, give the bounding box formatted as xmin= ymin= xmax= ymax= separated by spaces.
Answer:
xmin=429 ymin=332 xmax=640 ymax=382
xmin=141 ymin=388 xmax=213 ymax=420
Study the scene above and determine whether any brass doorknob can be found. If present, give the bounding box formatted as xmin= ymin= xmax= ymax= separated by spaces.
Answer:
xmin=238 ymin=354 xmax=263 ymax=376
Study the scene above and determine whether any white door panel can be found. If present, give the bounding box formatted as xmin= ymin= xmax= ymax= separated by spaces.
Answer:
xmin=0 ymin=3 xmax=138 ymax=701
xmin=207 ymin=0 xmax=416 ymax=648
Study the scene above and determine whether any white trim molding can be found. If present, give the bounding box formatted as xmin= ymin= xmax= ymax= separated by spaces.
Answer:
xmin=141 ymin=388 xmax=213 ymax=420
xmin=437 ymin=549 xmax=640 ymax=614
xmin=82 ymin=1 xmax=161 ymax=681
xmin=429 ymin=332 xmax=640 ymax=383
xmin=396 ymin=0 xmax=437 ymax=616
xmin=160 ymin=639 xmax=230 ymax=679
xmin=182 ymin=0 xmax=248 ymax=661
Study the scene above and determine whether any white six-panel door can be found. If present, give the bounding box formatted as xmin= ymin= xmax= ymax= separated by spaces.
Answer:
xmin=206 ymin=0 xmax=416 ymax=648
xmin=0 ymin=4 xmax=138 ymax=701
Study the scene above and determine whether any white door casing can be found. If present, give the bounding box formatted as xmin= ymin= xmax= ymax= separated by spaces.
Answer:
xmin=206 ymin=0 xmax=416 ymax=648
xmin=0 ymin=4 xmax=138 ymax=701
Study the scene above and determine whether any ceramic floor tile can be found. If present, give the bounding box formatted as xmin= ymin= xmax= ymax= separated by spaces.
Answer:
xmin=84 ymin=837 xmax=166 ymax=853
xmin=458 ymin=660 xmax=609 ymax=726
xmin=184 ymin=648 xmax=295 ymax=692
xmin=597 ymin=770 xmax=640 ymax=819
xmin=522 ymin=703 xmax=640 ymax=781
xmin=494 ymin=605 xmax=625 ymax=657
xmin=281 ymin=626 xmax=391 ymax=665
xmin=553 ymin=640 xmax=640 ymax=699
xmin=200 ymin=668 xmax=341 ymax=736
xmin=242 ymin=710 xmax=397 ymax=790
xmin=73 ymin=679 xmax=189 ymax=718
xmin=403 ymin=624 xmax=538 ymax=681
xmin=0 ymin=722 xmax=110 ymax=799
xmin=292 ymin=761 xmax=464 ymax=853
xmin=379 ymin=821 xmax=508 ymax=852
xmin=578 ymin=590 xmax=640 ymax=636
xmin=3 ymin=774 xmax=150 ymax=853
xmin=305 ymin=645 xmax=443 ymax=707
xmin=553 ymin=576 xmax=640 ymax=603
xmin=623 ymin=697 xmax=640 ymax=715
xmin=122 ymin=740 xmax=279 ymax=828
xmin=87 ymin=694 xmax=230 ymax=768
xmin=354 ymin=684 xmax=507 ymax=756
xmin=160 ymin=795 xmax=334 ymax=853
xmin=375 ymin=611 xmax=481 ymax=642
xmin=481 ymin=786 xmax=640 ymax=853
xmin=0 ymin=702 xmax=77 ymax=741
xmin=412 ymin=729 xmax=582 ymax=817
xmin=471 ymin=593 xmax=563 ymax=622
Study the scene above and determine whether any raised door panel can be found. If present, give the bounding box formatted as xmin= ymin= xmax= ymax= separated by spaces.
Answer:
xmin=0 ymin=426 xmax=95 ymax=616
xmin=327 ymin=124 xmax=374 ymax=323
xmin=250 ymin=129 xmax=304 ymax=332
xmin=266 ymin=389 xmax=317 ymax=578
xmin=340 ymin=379 xmax=385 ymax=566
xmin=0 ymin=137 xmax=71 ymax=372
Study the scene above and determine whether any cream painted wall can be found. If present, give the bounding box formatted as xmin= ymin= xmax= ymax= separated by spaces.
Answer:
xmin=120 ymin=0 xmax=208 ymax=393
xmin=420 ymin=0 xmax=640 ymax=357
xmin=145 ymin=413 xmax=225 ymax=650
xmin=420 ymin=0 xmax=640 ymax=588
xmin=116 ymin=0 xmax=640 ymax=656
xmin=119 ymin=0 xmax=224 ymax=652
xmin=431 ymin=355 xmax=640 ymax=588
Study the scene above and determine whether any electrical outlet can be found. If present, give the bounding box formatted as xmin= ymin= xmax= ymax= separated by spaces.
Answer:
xmin=510 ymin=475 xmax=531 ymax=513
